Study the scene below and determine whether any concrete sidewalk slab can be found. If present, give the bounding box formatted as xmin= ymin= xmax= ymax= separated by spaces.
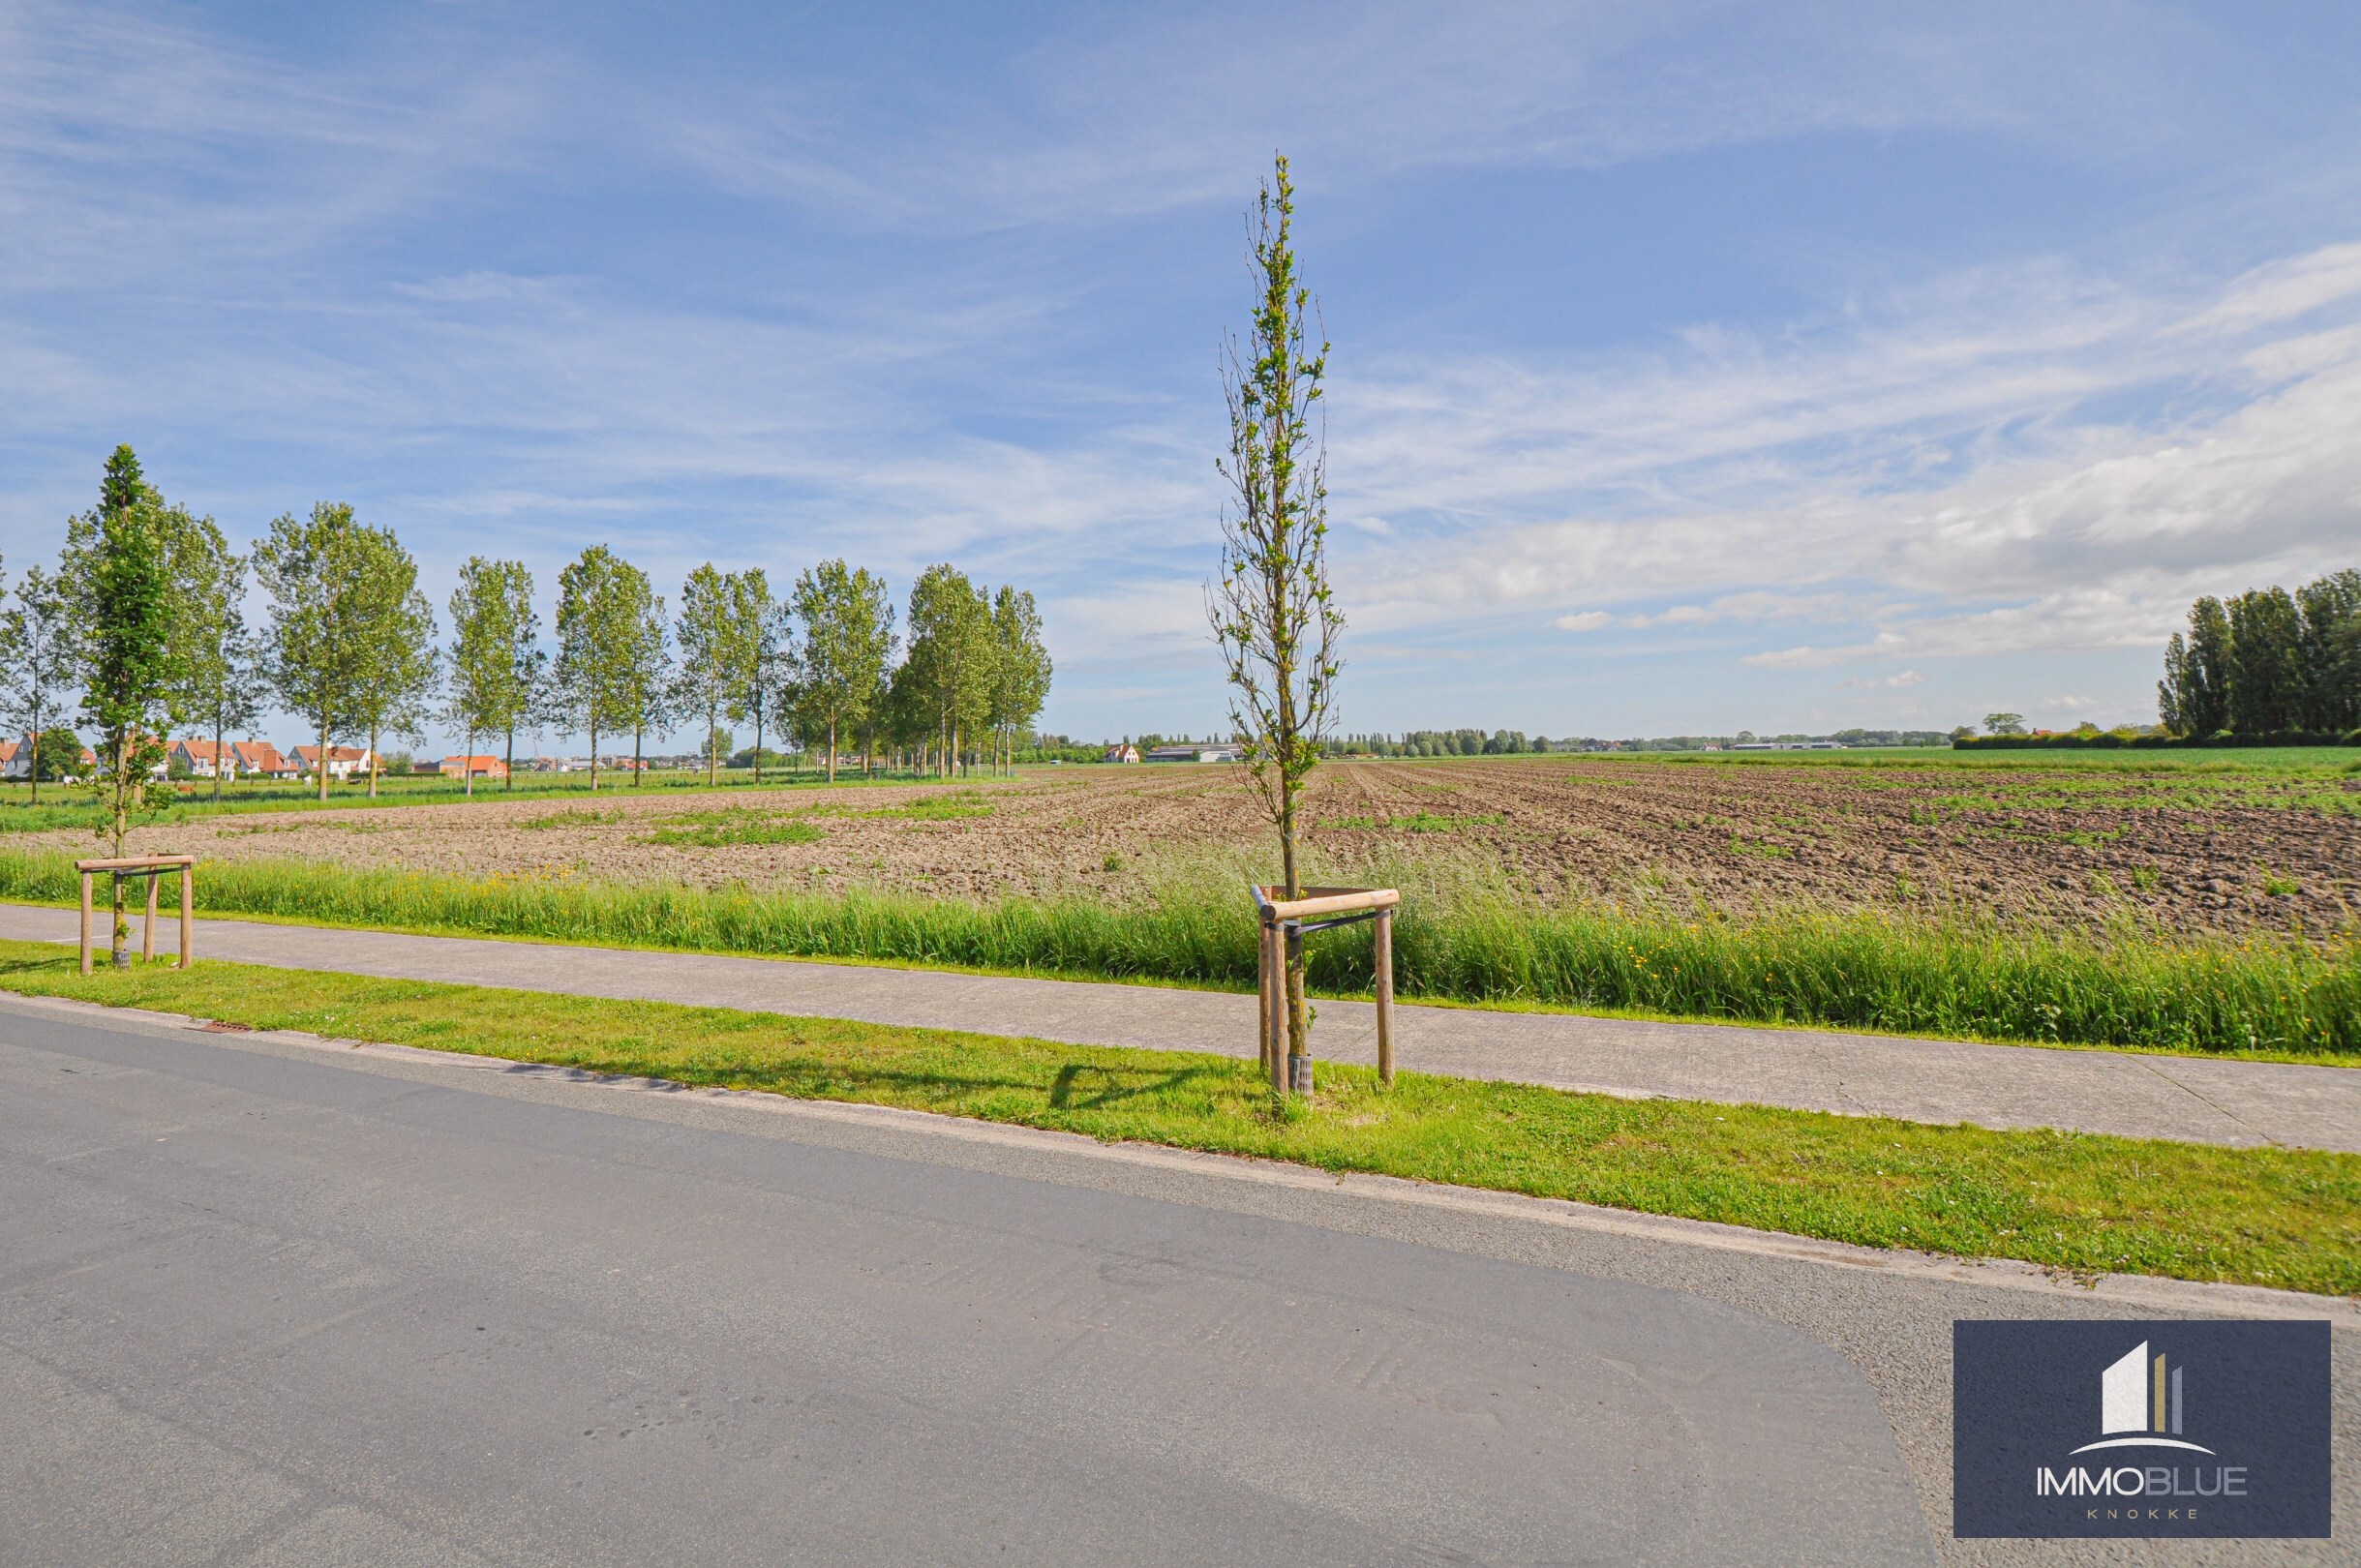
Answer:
xmin=2 ymin=902 xmax=2353 ymax=1152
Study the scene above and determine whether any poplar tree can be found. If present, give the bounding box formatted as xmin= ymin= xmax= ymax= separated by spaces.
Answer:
xmin=257 ymin=504 xmax=370 ymax=800
xmin=2296 ymin=570 xmax=2361 ymax=732
xmin=74 ymin=446 xmax=181 ymax=965
xmin=553 ymin=546 xmax=643 ymax=792
xmin=1206 ymin=154 xmax=1343 ymax=1087
xmin=791 ymin=559 xmax=894 ymax=784
xmin=445 ymin=558 xmax=536 ymax=798
xmin=987 ymin=585 xmax=1051 ymax=775
xmin=169 ymin=528 xmax=263 ymax=803
xmin=674 ymin=564 xmax=739 ymax=784
xmin=2225 ymin=588 xmax=2304 ymax=736
xmin=622 ymin=574 xmax=669 ymax=786
xmin=726 ymin=567 xmax=792 ymax=784
xmin=0 ymin=563 xmax=75 ymax=804
xmin=904 ymin=565 xmax=991 ymax=776
xmin=339 ymin=527 xmax=436 ymax=798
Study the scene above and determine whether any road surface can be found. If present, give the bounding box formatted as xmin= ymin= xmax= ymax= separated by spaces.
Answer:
xmin=4 ymin=996 xmax=2353 ymax=1564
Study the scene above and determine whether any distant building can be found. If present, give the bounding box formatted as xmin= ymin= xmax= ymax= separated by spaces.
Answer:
xmin=292 ymin=744 xmax=373 ymax=780
xmin=4 ymin=733 xmax=98 ymax=780
xmin=430 ymin=755 xmax=509 ymax=780
xmin=229 ymin=740 xmax=301 ymax=779
xmin=1104 ymin=743 xmax=1141 ymax=764
xmin=1145 ymin=743 xmax=1243 ymax=763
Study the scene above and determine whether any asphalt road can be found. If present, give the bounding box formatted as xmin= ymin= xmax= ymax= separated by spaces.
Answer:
xmin=3 ymin=997 xmax=2353 ymax=1566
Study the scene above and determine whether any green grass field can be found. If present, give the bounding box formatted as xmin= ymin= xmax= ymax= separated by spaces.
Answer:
xmin=4 ymin=943 xmax=2350 ymax=1295
xmin=0 ymin=845 xmax=2349 ymax=1059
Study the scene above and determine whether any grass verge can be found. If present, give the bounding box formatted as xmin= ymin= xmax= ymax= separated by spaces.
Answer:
xmin=0 ymin=846 xmax=2350 ymax=1058
xmin=3 ymin=941 xmax=2352 ymax=1296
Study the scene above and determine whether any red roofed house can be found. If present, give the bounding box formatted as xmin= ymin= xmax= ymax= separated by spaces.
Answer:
xmin=432 ymin=755 xmax=508 ymax=780
xmin=3 ymin=732 xmax=97 ymax=780
xmin=292 ymin=744 xmax=373 ymax=782
xmin=229 ymin=740 xmax=301 ymax=780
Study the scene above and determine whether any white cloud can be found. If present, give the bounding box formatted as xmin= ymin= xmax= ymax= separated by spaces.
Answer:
xmin=1554 ymin=610 xmax=1613 ymax=632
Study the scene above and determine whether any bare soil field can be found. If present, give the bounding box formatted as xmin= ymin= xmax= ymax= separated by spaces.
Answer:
xmin=42 ymin=756 xmax=2360 ymax=940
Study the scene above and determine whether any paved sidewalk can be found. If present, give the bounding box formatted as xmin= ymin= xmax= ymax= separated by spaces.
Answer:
xmin=2 ymin=903 xmax=2353 ymax=1152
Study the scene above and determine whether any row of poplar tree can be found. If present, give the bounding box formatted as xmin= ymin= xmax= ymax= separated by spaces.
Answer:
xmin=0 ymin=447 xmax=1052 ymax=808
xmin=2157 ymin=569 xmax=2360 ymax=739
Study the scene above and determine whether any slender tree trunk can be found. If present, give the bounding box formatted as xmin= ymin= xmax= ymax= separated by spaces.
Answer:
xmin=827 ymin=715 xmax=837 ymax=785
xmin=464 ymin=727 xmax=476 ymax=798
xmin=503 ymin=723 xmax=515 ymax=792
xmin=212 ymin=711 xmax=225 ymax=803
xmin=589 ymin=716 xmax=600 ymax=792
xmin=317 ymin=712 xmax=330 ymax=801
xmin=753 ymin=687 xmax=765 ymax=786
xmin=633 ymin=723 xmax=643 ymax=787
xmin=368 ymin=723 xmax=380 ymax=799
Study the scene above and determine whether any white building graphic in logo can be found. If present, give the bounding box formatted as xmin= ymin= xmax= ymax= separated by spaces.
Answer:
xmin=2070 ymin=1341 xmax=2216 ymax=1456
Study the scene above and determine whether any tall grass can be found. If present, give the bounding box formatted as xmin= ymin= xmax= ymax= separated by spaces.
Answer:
xmin=0 ymin=846 xmax=2349 ymax=1056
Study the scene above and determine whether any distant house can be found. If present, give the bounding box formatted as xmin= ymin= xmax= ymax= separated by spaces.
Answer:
xmin=292 ymin=744 xmax=373 ymax=781
xmin=3 ymin=732 xmax=97 ymax=780
xmin=170 ymin=738 xmax=234 ymax=777
xmin=228 ymin=739 xmax=301 ymax=779
xmin=430 ymin=755 xmax=508 ymax=780
xmin=1145 ymin=744 xmax=1243 ymax=763
xmin=1104 ymin=743 xmax=1141 ymax=764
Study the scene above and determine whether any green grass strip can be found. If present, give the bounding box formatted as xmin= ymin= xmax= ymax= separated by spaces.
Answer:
xmin=0 ymin=846 xmax=2350 ymax=1057
xmin=3 ymin=942 xmax=2352 ymax=1296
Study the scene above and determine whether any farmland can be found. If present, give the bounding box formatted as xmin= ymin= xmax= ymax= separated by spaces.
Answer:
xmin=10 ymin=749 xmax=2355 ymax=941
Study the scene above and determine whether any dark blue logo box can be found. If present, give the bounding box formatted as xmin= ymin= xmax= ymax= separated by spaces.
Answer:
xmin=1953 ymin=1320 xmax=2330 ymax=1539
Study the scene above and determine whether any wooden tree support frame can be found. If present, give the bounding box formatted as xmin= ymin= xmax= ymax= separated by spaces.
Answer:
xmin=1250 ymin=883 xmax=1399 ymax=1096
xmin=76 ymin=856 xmax=197 ymax=976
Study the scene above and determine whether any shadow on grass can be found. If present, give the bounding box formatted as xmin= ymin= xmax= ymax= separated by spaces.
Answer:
xmin=1048 ymin=1060 xmax=1220 ymax=1111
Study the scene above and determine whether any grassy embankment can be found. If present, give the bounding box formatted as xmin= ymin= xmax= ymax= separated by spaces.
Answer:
xmin=0 ymin=845 xmax=2350 ymax=1059
xmin=3 ymin=943 xmax=2351 ymax=1295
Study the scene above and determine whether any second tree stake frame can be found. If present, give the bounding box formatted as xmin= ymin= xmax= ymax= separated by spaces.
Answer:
xmin=1251 ymin=883 xmax=1399 ymax=1095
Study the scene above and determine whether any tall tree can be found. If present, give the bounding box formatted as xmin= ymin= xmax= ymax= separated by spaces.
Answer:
xmin=445 ymin=558 xmax=537 ymax=798
xmin=2296 ymin=569 xmax=2361 ymax=733
xmin=726 ymin=568 xmax=792 ymax=785
xmin=2225 ymin=587 xmax=2303 ymax=735
xmin=621 ymin=571 xmax=669 ymax=786
xmin=347 ymin=528 xmax=436 ymax=798
xmin=553 ymin=546 xmax=643 ymax=792
xmin=2160 ymin=598 xmax=2233 ymax=738
xmin=0 ymin=563 xmax=75 ymax=804
xmin=903 ymin=565 xmax=992 ymax=777
xmin=674 ymin=564 xmax=739 ymax=785
xmin=166 ymin=524 xmax=264 ymax=803
xmin=255 ymin=504 xmax=370 ymax=800
xmin=790 ymin=559 xmax=894 ymax=784
xmin=1206 ymin=154 xmax=1342 ymax=1089
xmin=987 ymin=585 xmax=1051 ymax=776
xmin=74 ymin=446 xmax=181 ymax=966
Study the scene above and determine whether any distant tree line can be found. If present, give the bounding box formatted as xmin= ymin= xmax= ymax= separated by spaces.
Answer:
xmin=2157 ymin=570 xmax=2359 ymax=739
xmin=0 ymin=447 xmax=1056 ymax=809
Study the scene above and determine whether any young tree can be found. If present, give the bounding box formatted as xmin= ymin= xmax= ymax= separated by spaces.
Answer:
xmin=674 ymin=564 xmax=740 ymax=785
xmin=445 ymin=558 xmax=537 ymax=798
xmin=1206 ymin=154 xmax=1343 ymax=1087
xmin=2225 ymin=587 xmax=2303 ymax=735
xmin=74 ymin=446 xmax=181 ymax=965
xmin=553 ymin=546 xmax=644 ymax=792
xmin=0 ymin=563 xmax=76 ymax=804
xmin=790 ymin=559 xmax=894 ymax=784
xmin=726 ymin=568 xmax=792 ymax=786
xmin=987 ymin=585 xmax=1051 ymax=775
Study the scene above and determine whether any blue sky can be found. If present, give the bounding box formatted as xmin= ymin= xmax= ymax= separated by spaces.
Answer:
xmin=3 ymin=1 xmax=2358 ymax=748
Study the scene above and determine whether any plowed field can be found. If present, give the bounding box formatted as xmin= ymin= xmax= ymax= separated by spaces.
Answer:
xmin=45 ymin=755 xmax=2360 ymax=940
